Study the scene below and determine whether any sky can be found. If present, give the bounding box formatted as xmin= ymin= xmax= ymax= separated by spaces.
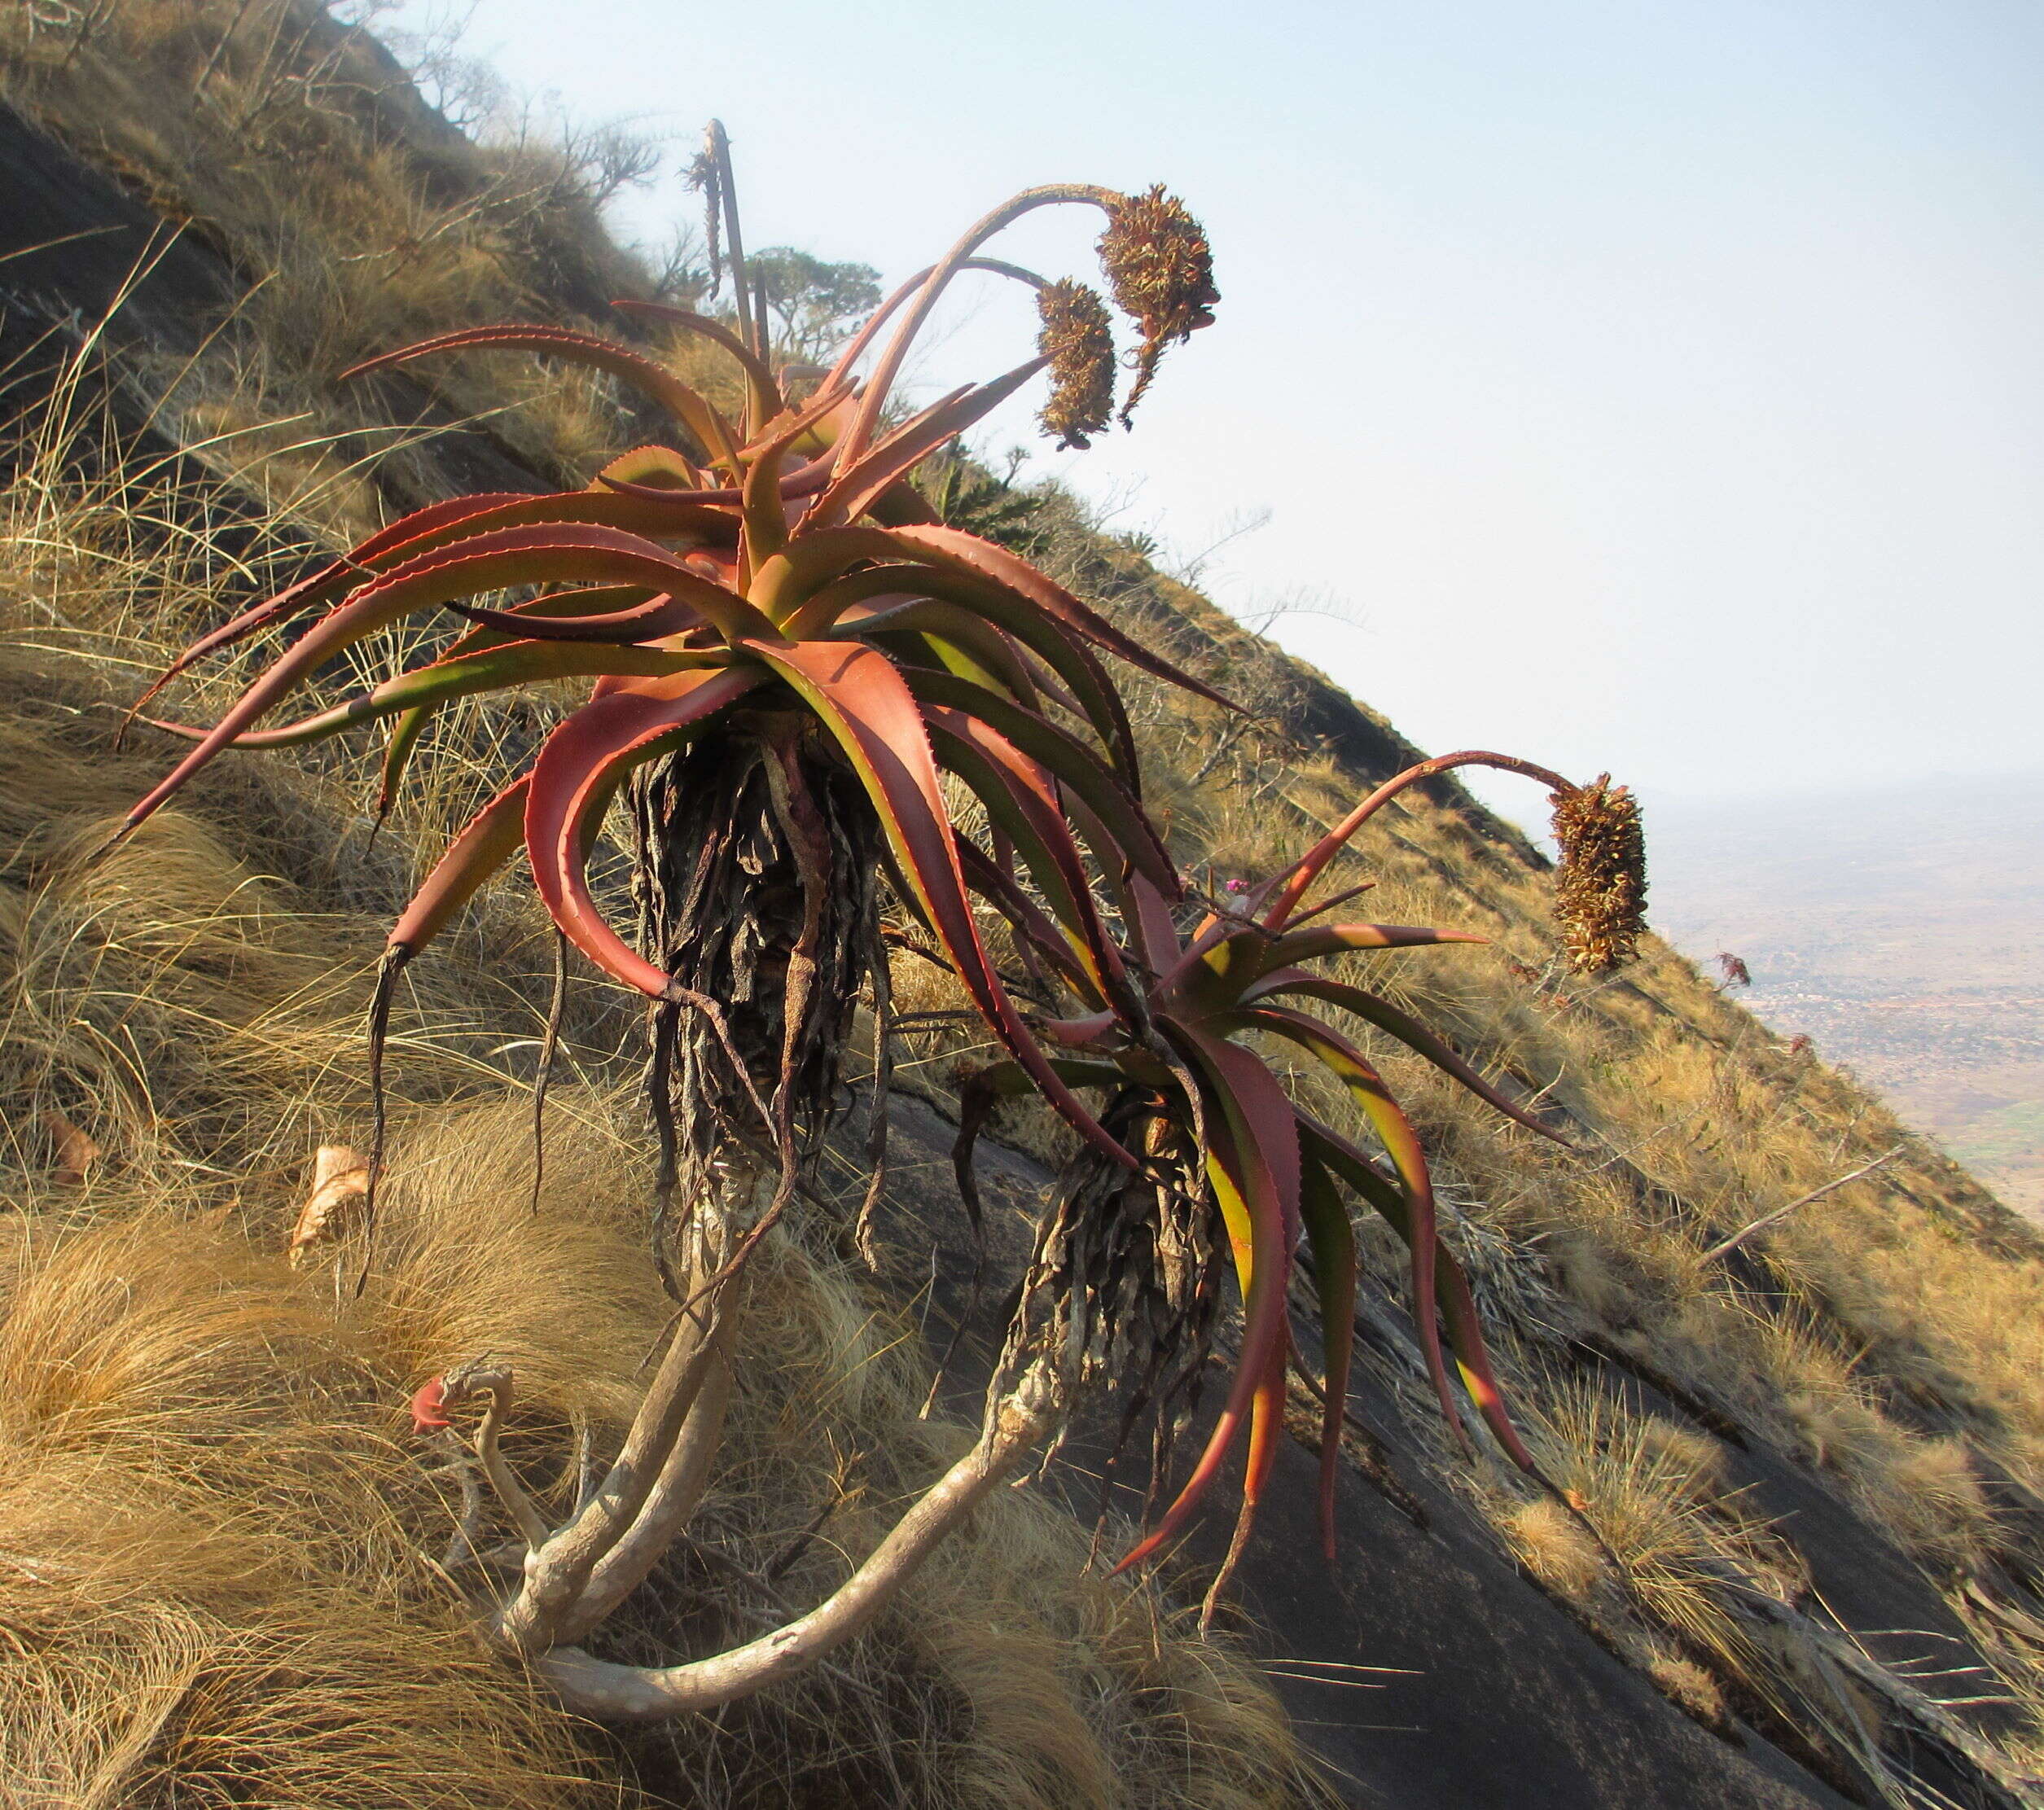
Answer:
xmin=388 ymin=0 xmax=2044 ymax=813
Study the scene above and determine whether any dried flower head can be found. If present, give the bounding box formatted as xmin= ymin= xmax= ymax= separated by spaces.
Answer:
xmin=1035 ymin=279 xmax=1116 ymax=449
xmin=1097 ymin=185 xmax=1218 ymax=425
xmin=1549 ymin=776 xmax=1647 ymax=974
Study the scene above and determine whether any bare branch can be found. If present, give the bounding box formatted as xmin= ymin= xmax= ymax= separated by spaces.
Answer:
xmin=1698 ymin=1146 xmax=1906 ymax=1264
xmin=532 ymin=1378 xmax=1060 ymax=1720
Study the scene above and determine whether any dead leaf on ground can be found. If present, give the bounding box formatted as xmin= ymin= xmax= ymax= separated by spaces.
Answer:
xmin=287 ymin=1144 xmax=370 ymax=1266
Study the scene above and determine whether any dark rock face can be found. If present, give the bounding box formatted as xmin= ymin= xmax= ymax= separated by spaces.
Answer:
xmin=0 ymin=97 xmax=547 ymax=506
xmin=876 ymin=1094 xmax=1858 ymax=1810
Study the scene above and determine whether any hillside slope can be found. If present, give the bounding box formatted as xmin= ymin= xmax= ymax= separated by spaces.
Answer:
xmin=6 ymin=8 xmax=2044 ymax=1808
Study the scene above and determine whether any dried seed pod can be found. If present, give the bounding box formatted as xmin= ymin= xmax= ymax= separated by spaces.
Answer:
xmin=1035 ymin=279 xmax=1116 ymax=449
xmin=1096 ymin=185 xmax=1218 ymax=425
xmin=1550 ymin=776 xmax=1647 ymax=974
xmin=287 ymin=1144 xmax=371 ymax=1267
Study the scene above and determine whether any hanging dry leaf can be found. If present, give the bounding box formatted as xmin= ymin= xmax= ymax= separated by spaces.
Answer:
xmin=42 ymin=1110 xmax=101 ymax=1185
xmin=287 ymin=1144 xmax=370 ymax=1267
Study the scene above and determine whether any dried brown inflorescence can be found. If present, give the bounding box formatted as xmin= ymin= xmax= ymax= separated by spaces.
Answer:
xmin=1550 ymin=775 xmax=1648 ymax=974
xmin=1097 ymin=186 xmax=1218 ymax=424
xmin=1035 ymin=280 xmax=1117 ymax=449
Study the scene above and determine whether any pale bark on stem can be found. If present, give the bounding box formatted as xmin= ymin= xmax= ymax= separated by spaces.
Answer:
xmin=836 ymin=186 xmax=1118 ymax=468
xmin=441 ymin=1373 xmax=551 ymax=1560
xmin=1262 ymin=750 xmax=1574 ymax=931
xmin=553 ymin=1295 xmax=743 ymax=1646
xmin=493 ymin=1286 xmax=726 ymax=1654
xmin=532 ymin=1381 xmax=1061 ymax=1721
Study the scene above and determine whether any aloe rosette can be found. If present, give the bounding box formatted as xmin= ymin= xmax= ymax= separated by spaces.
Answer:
xmin=956 ymin=752 xmax=1645 ymax=1605
xmin=120 ymin=169 xmax=1226 ymax=1212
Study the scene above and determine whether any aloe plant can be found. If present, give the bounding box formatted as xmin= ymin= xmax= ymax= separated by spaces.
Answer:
xmin=120 ymin=128 xmax=1242 ymax=1717
xmin=118 ymin=123 xmax=1646 ymax=1715
xmin=956 ymin=752 xmax=1645 ymax=1616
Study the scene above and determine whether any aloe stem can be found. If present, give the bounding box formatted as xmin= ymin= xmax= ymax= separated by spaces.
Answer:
xmin=531 ymin=1377 xmax=1059 ymax=1720
xmin=837 ymin=186 xmax=1119 ymax=467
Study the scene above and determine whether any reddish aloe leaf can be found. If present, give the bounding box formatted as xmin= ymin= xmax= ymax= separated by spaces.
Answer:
xmin=888 ymin=524 xmax=1240 ymax=712
xmin=609 ymin=297 xmax=783 ymax=430
xmin=1117 ymin=1028 xmax=1297 ymax=1573
xmin=595 ymin=443 xmax=704 ymax=491
xmin=741 ymin=637 xmax=1135 ymax=1172
xmin=125 ymin=524 xmax=765 ymax=834
xmin=1248 ymin=1005 xmax=1463 ymax=1445
xmin=1257 ymin=921 xmax=1483 ymax=975
xmin=356 ymin=485 xmax=740 ymax=553
xmin=524 ymin=668 xmax=765 ymax=995
xmin=923 ymin=705 xmax=1129 ymax=999
xmin=809 ymin=358 xmax=1049 ymax=530
xmin=388 ymin=775 xmax=532 ymax=957
xmin=433 ymin=585 xmax=664 ymax=662
xmin=339 ymin=324 xmax=744 ymax=472
xmin=121 ymin=490 xmax=540 ymax=733
xmin=735 ymin=381 xmax=859 ymax=572
xmin=1300 ymin=1117 xmax=1533 ymax=1471
xmin=599 ymin=449 xmax=833 ymax=509
xmin=140 ymin=640 xmax=714 ymax=749
xmin=1296 ymin=1147 xmax=1358 ymax=1565
xmin=451 ymin=589 xmax=708 ymax=645
xmin=1245 ymin=971 xmax=1567 ymax=1145
xmin=953 ymin=839 xmax=1103 ymax=1004
xmin=750 ymin=525 xmax=910 ymax=627
xmin=374 ymin=585 xmax=662 ymax=822
xmin=1120 ymin=870 xmax=1187 ymax=975
xmin=1437 ymin=1247 xmax=1538 ymax=1470
xmin=845 ymin=565 xmax=1143 ymax=790
xmin=904 ymin=668 xmax=1174 ymax=890
xmin=856 ymin=600 xmax=1042 ymax=710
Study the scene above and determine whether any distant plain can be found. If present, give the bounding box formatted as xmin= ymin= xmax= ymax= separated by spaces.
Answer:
xmin=1649 ymin=772 xmax=2044 ymax=1216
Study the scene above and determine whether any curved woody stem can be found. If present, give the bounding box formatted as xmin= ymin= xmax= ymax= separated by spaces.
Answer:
xmin=531 ymin=1372 xmax=1061 ymax=1720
